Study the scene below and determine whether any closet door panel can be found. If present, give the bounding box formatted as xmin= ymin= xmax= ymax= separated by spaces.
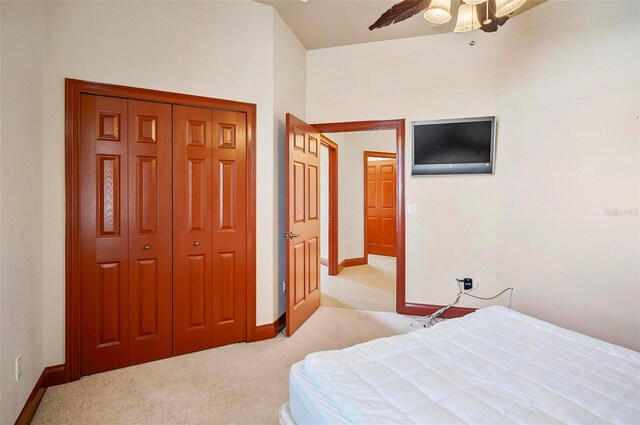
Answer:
xmin=79 ymin=94 xmax=129 ymax=375
xmin=173 ymin=105 xmax=214 ymax=355
xmin=127 ymin=100 xmax=173 ymax=365
xmin=211 ymin=110 xmax=247 ymax=345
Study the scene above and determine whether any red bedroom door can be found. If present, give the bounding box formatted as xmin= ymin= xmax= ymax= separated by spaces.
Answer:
xmin=79 ymin=95 xmax=172 ymax=375
xmin=285 ymin=114 xmax=321 ymax=336
xmin=366 ymin=158 xmax=397 ymax=257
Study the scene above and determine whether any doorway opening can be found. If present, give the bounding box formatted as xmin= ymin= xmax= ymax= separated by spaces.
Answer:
xmin=284 ymin=115 xmax=405 ymax=336
xmin=319 ymin=136 xmax=338 ymax=276
xmin=318 ymin=129 xmax=400 ymax=313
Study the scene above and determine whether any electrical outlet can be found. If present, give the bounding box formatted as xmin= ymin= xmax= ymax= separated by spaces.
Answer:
xmin=15 ymin=355 xmax=22 ymax=382
xmin=463 ymin=278 xmax=473 ymax=290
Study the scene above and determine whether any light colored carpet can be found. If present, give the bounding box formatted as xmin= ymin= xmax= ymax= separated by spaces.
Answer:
xmin=321 ymin=255 xmax=396 ymax=312
xmin=33 ymin=307 xmax=415 ymax=425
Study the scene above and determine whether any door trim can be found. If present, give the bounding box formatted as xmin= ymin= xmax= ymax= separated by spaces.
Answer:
xmin=311 ymin=120 xmax=406 ymax=314
xmin=65 ymin=79 xmax=257 ymax=382
xmin=363 ymin=151 xmax=396 ymax=260
xmin=320 ymin=136 xmax=338 ymax=276
xmin=337 ymin=256 xmax=368 ymax=274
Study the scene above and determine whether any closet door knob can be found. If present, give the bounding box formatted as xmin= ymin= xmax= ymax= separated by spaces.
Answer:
xmin=143 ymin=244 xmax=150 ymax=250
xmin=193 ymin=241 xmax=200 ymax=247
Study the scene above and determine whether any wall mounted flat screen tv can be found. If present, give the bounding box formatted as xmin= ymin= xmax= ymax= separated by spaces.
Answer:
xmin=412 ymin=116 xmax=495 ymax=175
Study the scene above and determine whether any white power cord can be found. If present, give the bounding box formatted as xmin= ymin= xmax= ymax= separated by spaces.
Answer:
xmin=411 ymin=280 xmax=514 ymax=328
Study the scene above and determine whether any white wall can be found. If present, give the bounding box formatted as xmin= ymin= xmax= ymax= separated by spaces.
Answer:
xmin=308 ymin=29 xmax=500 ymax=304
xmin=495 ymin=1 xmax=640 ymax=350
xmin=39 ymin=0 xmax=297 ymax=366
xmin=0 ymin=2 xmax=47 ymax=423
xmin=331 ymin=131 xmax=396 ymax=262
xmin=307 ymin=1 xmax=640 ymax=350
xmin=274 ymin=12 xmax=306 ymax=317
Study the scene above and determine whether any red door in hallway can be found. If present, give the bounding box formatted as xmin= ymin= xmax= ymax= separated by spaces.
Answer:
xmin=79 ymin=95 xmax=172 ymax=375
xmin=366 ymin=157 xmax=397 ymax=257
xmin=285 ymin=114 xmax=321 ymax=336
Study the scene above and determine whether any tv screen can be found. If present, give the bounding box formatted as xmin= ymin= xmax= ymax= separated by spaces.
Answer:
xmin=412 ymin=117 xmax=495 ymax=175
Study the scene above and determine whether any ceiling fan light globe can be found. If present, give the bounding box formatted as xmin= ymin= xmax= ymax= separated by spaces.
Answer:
xmin=423 ymin=0 xmax=452 ymax=25
xmin=495 ymin=0 xmax=527 ymax=17
xmin=454 ymin=3 xmax=481 ymax=33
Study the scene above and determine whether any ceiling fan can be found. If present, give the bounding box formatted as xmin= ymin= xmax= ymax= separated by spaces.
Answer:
xmin=369 ymin=0 xmax=527 ymax=33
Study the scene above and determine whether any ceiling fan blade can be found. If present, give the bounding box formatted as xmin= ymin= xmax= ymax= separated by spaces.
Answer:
xmin=369 ymin=0 xmax=431 ymax=31
xmin=478 ymin=0 xmax=509 ymax=33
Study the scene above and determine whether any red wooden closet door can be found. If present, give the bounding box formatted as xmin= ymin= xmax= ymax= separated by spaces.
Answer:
xmin=211 ymin=110 xmax=247 ymax=346
xmin=127 ymin=100 xmax=173 ymax=365
xmin=173 ymin=105 xmax=214 ymax=355
xmin=173 ymin=107 xmax=248 ymax=353
xmin=79 ymin=94 xmax=129 ymax=375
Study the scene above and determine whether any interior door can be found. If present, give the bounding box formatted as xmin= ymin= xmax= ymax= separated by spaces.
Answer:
xmin=79 ymin=95 xmax=174 ymax=375
xmin=286 ymin=114 xmax=321 ymax=336
xmin=80 ymin=94 xmax=130 ymax=375
xmin=366 ymin=159 xmax=397 ymax=257
xmin=127 ymin=100 xmax=173 ymax=365
xmin=211 ymin=110 xmax=248 ymax=346
xmin=173 ymin=105 xmax=214 ymax=355
xmin=173 ymin=106 xmax=248 ymax=354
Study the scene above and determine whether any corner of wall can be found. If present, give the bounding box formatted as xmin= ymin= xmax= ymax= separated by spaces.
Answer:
xmin=0 ymin=1 xmax=48 ymax=422
xmin=272 ymin=9 xmax=307 ymax=320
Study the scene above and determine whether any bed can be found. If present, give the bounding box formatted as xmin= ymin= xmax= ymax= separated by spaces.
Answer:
xmin=280 ymin=306 xmax=640 ymax=424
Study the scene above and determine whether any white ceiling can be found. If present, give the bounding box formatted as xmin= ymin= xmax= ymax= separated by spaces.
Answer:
xmin=256 ymin=0 xmax=546 ymax=50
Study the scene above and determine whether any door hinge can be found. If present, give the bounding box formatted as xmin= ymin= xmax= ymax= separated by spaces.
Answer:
xmin=282 ymin=280 xmax=286 ymax=294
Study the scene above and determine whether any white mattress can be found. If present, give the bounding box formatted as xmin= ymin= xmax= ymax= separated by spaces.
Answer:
xmin=288 ymin=361 xmax=350 ymax=424
xmin=289 ymin=306 xmax=640 ymax=424
xmin=279 ymin=403 xmax=297 ymax=425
